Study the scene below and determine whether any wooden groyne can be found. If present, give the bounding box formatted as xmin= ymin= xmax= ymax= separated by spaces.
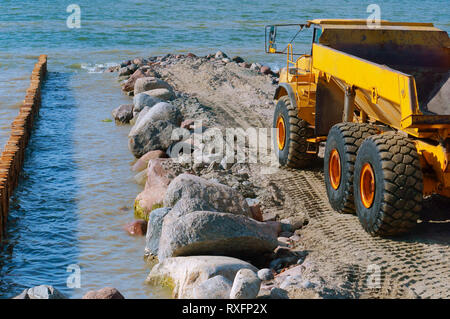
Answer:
xmin=0 ymin=55 xmax=47 ymax=239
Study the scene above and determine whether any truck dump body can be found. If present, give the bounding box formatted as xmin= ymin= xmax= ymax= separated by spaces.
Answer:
xmin=311 ymin=20 xmax=450 ymax=136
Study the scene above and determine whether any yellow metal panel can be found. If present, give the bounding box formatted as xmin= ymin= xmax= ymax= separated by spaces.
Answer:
xmin=312 ymin=43 xmax=414 ymax=108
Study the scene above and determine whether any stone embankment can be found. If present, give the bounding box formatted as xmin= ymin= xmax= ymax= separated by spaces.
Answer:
xmin=109 ymin=52 xmax=314 ymax=299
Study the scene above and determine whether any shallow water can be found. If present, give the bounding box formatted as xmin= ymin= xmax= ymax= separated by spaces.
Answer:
xmin=0 ymin=0 xmax=448 ymax=298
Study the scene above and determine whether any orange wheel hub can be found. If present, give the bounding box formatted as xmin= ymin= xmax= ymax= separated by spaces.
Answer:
xmin=276 ymin=116 xmax=286 ymax=150
xmin=360 ymin=163 xmax=375 ymax=208
xmin=328 ymin=149 xmax=341 ymax=190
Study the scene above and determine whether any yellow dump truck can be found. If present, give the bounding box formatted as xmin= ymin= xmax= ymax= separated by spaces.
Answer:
xmin=266 ymin=19 xmax=450 ymax=236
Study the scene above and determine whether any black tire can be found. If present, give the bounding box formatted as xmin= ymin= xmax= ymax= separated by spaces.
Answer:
xmin=273 ymin=96 xmax=317 ymax=168
xmin=324 ymin=123 xmax=378 ymax=214
xmin=354 ymin=133 xmax=423 ymax=236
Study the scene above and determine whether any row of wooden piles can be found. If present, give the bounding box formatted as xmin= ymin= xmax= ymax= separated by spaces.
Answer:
xmin=0 ymin=55 xmax=47 ymax=239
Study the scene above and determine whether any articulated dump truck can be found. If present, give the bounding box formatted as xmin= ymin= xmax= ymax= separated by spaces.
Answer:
xmin=266 ymin=19 xmax=450 ymax=236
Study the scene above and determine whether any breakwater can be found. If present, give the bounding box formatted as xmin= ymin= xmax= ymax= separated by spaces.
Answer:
xmin=0 ymin=55 xmax=47 ymax=239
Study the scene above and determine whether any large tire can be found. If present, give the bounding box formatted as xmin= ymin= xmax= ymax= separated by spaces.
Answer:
xmin=354 ymin=133 xmax=423 ymax=236
xmin=324 ymin=123 xmax=378 ymax=214
xmin=273 ymin=96 xmax=316 ymax=168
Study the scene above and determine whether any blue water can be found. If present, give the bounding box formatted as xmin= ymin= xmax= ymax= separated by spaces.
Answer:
xmin=0 ymin=0 xmax=448 ymax=298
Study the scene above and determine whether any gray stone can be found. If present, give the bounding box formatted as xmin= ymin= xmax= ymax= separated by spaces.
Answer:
xmin=215 ymin=51 xmax=228 ymax=59
xmin=144 ymin=207 xmax=171 ymax=257
xmin=280 ymin=274 xmax=303 ymax=290
xmin=163 ymin=174 xmax=251 ymax=218
xmin=133 ymin=92 xmax=162 ymax=113
xmin=133 ymin=168 xmax=147 ymax=186
xmin=128 ymin=102 xmax=182 ymax=157
xmin=134 ymin=77 xmax=173 ymax=95
xmin=146 ymin=256 xmax=257 ymax=299
xmin=158 ymin=210 xmax=278 ymax=261
xmin=143 ymin=88 xmax=175 ymax=101
xmin=257 ymin=268 xmax=274 ymax=281
xmin=193 ymin=275 xmax=232 ymax=299
xmin=270 ymin=287 xmax=289 ymax=299
xmin=112 ymin=104 xmax=134 ymax=124
xmin=26 ymin=285 xmax=67 ymax=299
xmin=230 ymin=268 xmax=261 ymax=299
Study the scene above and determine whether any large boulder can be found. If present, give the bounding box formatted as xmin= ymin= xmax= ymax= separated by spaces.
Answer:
xmin=112 ymin=104 xmax=134 ymax=124
xmin=82 ymin=287 xmax=125 ymax=299
xmin=193 ymin=275 xmax=232 ymax=299
xmin=121 ymin=67 xmax=160 ymax=92
xmin=146 ymin=255 xmax=257 ymax=299
xmin=14 ymin=285 xmax=67 ymax=299
xmin=143 ymin=88 xmax=175 ymax=101
xmin=158 ymin=211 xmax=279 ymax=261
xmin=144 ymin=207 xmax=171 ymax=258
xmin=134 ymin=159 xmax=183 ymax=220
xmin=133 ymin=92 xmax=162 ymax=113
xmin=132 ymin=150 xmax=168 ymax=172
xmin=164 ymin=174 xmax=251 ymax=218
xmin=128 ymin=102 xmax=182 ymax=158
xmin=134 ymin=77 xmax=173 ymax=95
xmin=230 ymin=268 xmax=261 ymax=299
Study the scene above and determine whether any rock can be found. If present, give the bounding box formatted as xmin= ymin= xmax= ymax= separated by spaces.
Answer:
xmin=123 ymin=219 xmax=147 ymax=236
xmin=143 ymin=88 xmax=175 ymax=101
xmin=215 ymin=51 xmax=228 ymax=59
xmin=120 ymin=60 xmax=131 ymax=67
xmin=133 ymin=57 xmax=148 ymax=66
xmin=134 ymin=159 xmax=179 ymax=220
xmin=249 ymin=203 xmax=263 ymax=222
xmin=279 ymin=231 xmax=294 ymax=238
xmin=187 ymin=53 xmax=197 ymax=58
xmin=262 ymin=211 xmax=278 ymax=222
xmin=25 ymin=285 xmax=66 ymax=299
xmin=257 ymin=268 xmax=274 ymax=281
xmin=280 ymin=275 xmax=303 ymax=290
xmin=193 ymin=275 xmax=232 ymax=299
xmin=164 ymin=174 xmax=251 ymax=218
xmin=144 ymin=207 xmax=171 ymax=257
xmin=121 ymin=68 xmax=158 ymax=92
xmin=260 ymin=65 xmax=272 ymax=75
xmin=118 ymin=64 xmax=137 ymax=77
xmin=128 ymin=102 xmax=182 ymax=158
xmin=13 ymin=289 xmax=29 ymax=299
xmin=222 ymin=58 xmax=231 ymax=63
xmin=180 ymin=119 xmax=195 ymax=130
xmin=278 ymin=237 xmax=291 ymax=246
xmin=239 ymin=62 xmax=251 ymax=68
xmin=232 ymin=56 xmax=245 ymax=63
xmin=132 ymin=150 xmax=168 ymax=172
xmin=158 ymin=211 xmax=279 ymax=261
xmin=82 ymin=287 xmax=125 ymax=299
xmin=112 ymin=104 xmax=134 ymax=124
xmin=270 ymin=288 xmax=289 ymax=299
xmin=133 ymin=168 xmax=147 ymax=186
xmin=134 ymin=77 xmax=173 ymax=95
xmin=250 ymin=63 xmax=261 ymax=71
xmin=146 ymin=256 xmax=257 ymax=298
xmin=230 ymin=269 xmax=261 ymax=299
xmin=133 ymin=92 xmax=162 ymax=113
xmin=280 ymin=214 xmax=307 ymax=231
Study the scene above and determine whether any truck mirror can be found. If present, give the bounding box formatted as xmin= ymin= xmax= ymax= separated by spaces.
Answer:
xmin=268 ymin=26 xmax=277 ymax=52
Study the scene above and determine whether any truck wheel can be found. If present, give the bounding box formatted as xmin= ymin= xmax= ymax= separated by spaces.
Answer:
xmin=354 ymin=133 xmax=423 ymax=236
xmin=324 ymin=123 xmax=378 ymax=214
xmin=273 ymin=95 xmax=316 ymax=168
